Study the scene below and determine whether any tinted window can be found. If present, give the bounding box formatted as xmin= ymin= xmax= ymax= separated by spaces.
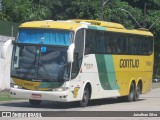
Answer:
xmin=85 ymin=29 xmax=153 ymax=55
xmin=71 ymin=29 xmax=85 ymax=78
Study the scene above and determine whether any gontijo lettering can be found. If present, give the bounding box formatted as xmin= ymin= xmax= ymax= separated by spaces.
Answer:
xmin=120 ymin=59 xmax=139 ymax=68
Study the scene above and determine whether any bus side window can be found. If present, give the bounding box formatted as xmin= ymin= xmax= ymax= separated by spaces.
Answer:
xmin=143 ymin=37 xmax=151 ymax=55
xmin=114 ymin=34 xmax=121 ymax=54
xmin=149 ymin=37 xmax=153 ymax=54
xmin=116 ymin=45 xmax=121 ymax=53
xmin=71 ymin=29 xmax=84 ymax=79
xmin=85 ymin=30 xmax=96 ymax=55
xmin=139 ymin=36 xmax=146 ymax=55
xmin=106 ymin=46 xmax=112 ymax=53
xmin=96 ymin=31 xmax=105 ymax=53
xmin=85 ymin=41 xmax=93 ymax=55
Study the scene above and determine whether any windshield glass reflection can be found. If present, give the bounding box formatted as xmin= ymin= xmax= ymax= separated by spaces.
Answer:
xmin=11 ymin=44 xmax=70 ymax=81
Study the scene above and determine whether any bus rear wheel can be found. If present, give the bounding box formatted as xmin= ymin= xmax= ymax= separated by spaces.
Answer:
xmin=80 ymin=87 xmax=90 ymax=107
xmin=134 ymin=83 xmax=141 ymax=101
xmin=29 ymin=99 xmax=42 ymax=106
xmin=126 ymin=83 xmax=135 ymax=102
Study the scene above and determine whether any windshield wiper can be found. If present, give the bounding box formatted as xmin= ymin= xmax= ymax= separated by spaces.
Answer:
xmin=23 ymin=60 xmax=37 ymax=78
xmin=58 ymin=64 xmax=69 ymax=81
xmin=23 ymin=48 xmax=39 ymax=78
xmin=38 ymin=60 xmax=52 ymax=79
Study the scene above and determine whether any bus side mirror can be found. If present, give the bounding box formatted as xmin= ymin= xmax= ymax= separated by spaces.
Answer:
xmin=1 ymin=39 xmax=13 ymax=59
xmin=67 ymin=43 xmax=75 ymax=63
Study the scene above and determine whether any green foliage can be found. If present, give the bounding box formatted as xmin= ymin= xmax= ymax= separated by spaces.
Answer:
xmin=0 ymin=11 xmax=8 ymax=20
xmin=41 ymin=0 xmax=100 ymax=20
xmin=1 ymin=0 xmax=159 ymax=32
xmin=0 ymin=90 xmax=19 ymax=101
xmin=103 ymin=0 xmax=143 ymax=28
xmin=71 ymin=0 xmax=100 ymax=19
xmin=0 ymin=0 xmax=51 ymax=23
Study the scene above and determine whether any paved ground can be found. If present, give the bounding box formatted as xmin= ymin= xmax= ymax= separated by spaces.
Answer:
xmin=152 ymin=82 xmax=160 ymax=89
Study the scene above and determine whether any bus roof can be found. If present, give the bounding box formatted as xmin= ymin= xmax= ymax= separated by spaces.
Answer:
xmin=71 ymin=19 xmax=125 ymax=29
xmin=71 ymin=19 xmax=153 ymax=36
xmin=19 ymin=20 xmax=82 ymax=31
xmin=19 ymin=19 xmax=153 ymax=36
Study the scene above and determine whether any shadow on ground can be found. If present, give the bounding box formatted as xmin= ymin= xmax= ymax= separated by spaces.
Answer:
xmin=0 ymin=98 xmax=145 ymax=110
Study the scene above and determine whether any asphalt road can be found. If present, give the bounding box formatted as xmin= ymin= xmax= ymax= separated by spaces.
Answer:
xmin=0 ymin=83 xmax=160 ymax=120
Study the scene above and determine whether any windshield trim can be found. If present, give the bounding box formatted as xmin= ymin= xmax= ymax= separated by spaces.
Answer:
xmin=14 ymin=43 xmax=69 ymax=48
xmin=11 ymin=76 xmax=69 ymax=82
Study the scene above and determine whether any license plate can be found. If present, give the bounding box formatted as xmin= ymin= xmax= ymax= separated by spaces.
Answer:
xmin=32 ymin=94 xmax=41 ymax=98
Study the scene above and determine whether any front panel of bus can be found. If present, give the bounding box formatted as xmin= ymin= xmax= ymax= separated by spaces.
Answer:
xmin=10 ymin=28 xmax=74 ymax=101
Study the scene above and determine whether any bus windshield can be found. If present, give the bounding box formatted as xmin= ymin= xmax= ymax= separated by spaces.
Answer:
xmin=11 ymin=44 xmax=70 ymax=82
xmin=11 ymin=29 xmax=73 ymax=82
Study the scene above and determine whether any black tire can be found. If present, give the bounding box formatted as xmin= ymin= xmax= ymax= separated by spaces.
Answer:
xmin=126 ymin=83 xmax=135 ymax=102
xmin=80 ymin=87 xmax=90 ymax=107
xmin=134 ymin=83 xmax=141 ymax=101
xmin=29 ymin=99 xmax=42 ymax=106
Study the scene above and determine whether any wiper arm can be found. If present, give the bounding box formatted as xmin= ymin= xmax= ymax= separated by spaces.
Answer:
xmin=58 ymin=64 xmax=69 ymax=81
xmin=38 ymin=50 xmax=53 ymax=79
xmin=38 ymin=60 xmax=52 ymax=79
xmin=23 ymin=60 xmax=37 ymax=78
xmin=23 ymin=48 xmax=39 ymax=78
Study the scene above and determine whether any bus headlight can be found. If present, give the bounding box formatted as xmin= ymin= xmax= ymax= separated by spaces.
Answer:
xmin=10 ymin=83 xmax=22 ymax=89
xmin=52 ymin=87 xmax=68 ymax=92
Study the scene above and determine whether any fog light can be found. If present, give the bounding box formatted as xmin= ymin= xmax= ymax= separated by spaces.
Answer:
xmin=63 ymin=95 xmax=67 ymax=98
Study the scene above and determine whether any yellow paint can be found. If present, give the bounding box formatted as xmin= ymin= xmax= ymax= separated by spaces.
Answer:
xmin=73 ymin=87 xmax=80 ymax=98
xmin=71 ymin=19 xmax=153 ymax=36
xmin=19 ymin=19 xmax=153 ymax=37
xmin=12 ymin=78 xmax=49 ymax=91
xmin=107 ymin=28 xmax=153 ymax=36
xmin=19 ymin=21 xmax=81 ymax=31
xmin=113 ymin=54 xmax=154 ymax=96
xmin=71 ymin=19 xmax=124 ymax=29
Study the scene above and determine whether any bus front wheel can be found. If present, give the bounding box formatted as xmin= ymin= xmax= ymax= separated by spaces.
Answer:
xmin=29 ymin=99 xmax=42 ymax=106
xmin=80 ymin=87 xmax=90 ymax=107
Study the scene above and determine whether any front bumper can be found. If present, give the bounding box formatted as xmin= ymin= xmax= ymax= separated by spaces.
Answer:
xmin=10 ymin=88 xmax=69 ymax=102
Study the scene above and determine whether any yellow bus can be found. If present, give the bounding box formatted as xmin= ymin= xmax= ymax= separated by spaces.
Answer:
xmin=2 ymin=19 xmax=154 ymax=107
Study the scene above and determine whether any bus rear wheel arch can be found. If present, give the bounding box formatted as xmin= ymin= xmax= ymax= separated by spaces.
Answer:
xmin=118 ymin=80 xmax=142 ymax=102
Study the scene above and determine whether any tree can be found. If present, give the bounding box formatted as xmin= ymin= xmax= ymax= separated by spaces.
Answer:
xmin=121 ymin=0 xmax=160 ymax=77
xmin=40 ymin=0 xmax=100 ymax=20
xmin=0 ymin=0 xmax=51 ymax=23
xmin=102 ymin=0 xmax=143 ymax=28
